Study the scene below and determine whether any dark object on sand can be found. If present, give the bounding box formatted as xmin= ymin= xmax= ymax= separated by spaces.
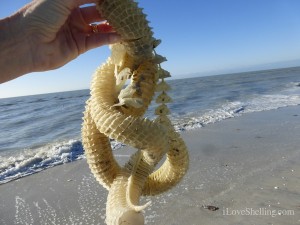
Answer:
xmin=202 ymin=205 xmax=219 ymax=211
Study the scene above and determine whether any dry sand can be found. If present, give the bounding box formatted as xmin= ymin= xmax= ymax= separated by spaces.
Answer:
xmin=0 ymin=106 xmax=299 ymax=225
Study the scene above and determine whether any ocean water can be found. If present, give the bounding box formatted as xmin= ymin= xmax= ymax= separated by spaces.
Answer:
xmin=1 ymin=66 xmax=300 ymax=184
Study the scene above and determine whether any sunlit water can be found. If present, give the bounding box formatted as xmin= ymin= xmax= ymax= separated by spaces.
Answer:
xmin=1 ymin=66 xmax=300 ymax=184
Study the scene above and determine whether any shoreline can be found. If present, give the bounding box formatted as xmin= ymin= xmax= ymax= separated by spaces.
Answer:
xmin=0 ymin=105 xmax=299 ymax=224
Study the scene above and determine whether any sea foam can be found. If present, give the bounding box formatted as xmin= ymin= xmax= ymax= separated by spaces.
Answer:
xmin=0 ymin=139 xmax=124 ymax=184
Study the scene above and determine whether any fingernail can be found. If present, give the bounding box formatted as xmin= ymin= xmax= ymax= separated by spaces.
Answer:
xmin=111 ymin=34 xmax=121 ymax=43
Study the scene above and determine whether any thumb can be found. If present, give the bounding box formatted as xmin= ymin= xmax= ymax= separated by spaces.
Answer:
xmin=85 ymin=33 xmax=121 ymax=51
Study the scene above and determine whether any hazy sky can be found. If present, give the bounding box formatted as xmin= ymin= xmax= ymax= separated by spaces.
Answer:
xmin=1 ymin=0 xmax=300 ymax=98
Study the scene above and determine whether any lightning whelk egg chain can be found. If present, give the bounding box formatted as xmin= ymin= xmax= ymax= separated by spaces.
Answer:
xmin=81 ymin=0 xmax=189 ymax=224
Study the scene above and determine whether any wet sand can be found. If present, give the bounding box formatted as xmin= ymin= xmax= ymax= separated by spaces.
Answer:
xmin=0 ymin=106 xmax=299 ymax=225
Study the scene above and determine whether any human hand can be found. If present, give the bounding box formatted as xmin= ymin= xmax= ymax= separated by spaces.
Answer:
xmin=20 ymin=0 xmax=120 ymax=72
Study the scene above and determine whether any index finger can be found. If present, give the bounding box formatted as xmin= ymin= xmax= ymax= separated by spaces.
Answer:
xmin=80 ymin=5 xmax=104 ymax=24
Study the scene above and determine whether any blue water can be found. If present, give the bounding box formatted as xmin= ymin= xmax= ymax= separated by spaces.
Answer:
xmin=1 ymin=66 xmax=300 ymax=184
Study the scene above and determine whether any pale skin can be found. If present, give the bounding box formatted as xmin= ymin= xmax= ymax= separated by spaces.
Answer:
xmin=0 ymin=0 xmax=121 ymax=84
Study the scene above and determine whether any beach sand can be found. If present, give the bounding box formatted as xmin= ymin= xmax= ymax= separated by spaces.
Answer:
xmin=0 ymin=106 xmax=299 ymax=225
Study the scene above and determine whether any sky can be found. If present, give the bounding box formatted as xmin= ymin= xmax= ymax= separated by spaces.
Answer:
xmin=1 ymin=0 xmax=300 ymax=98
